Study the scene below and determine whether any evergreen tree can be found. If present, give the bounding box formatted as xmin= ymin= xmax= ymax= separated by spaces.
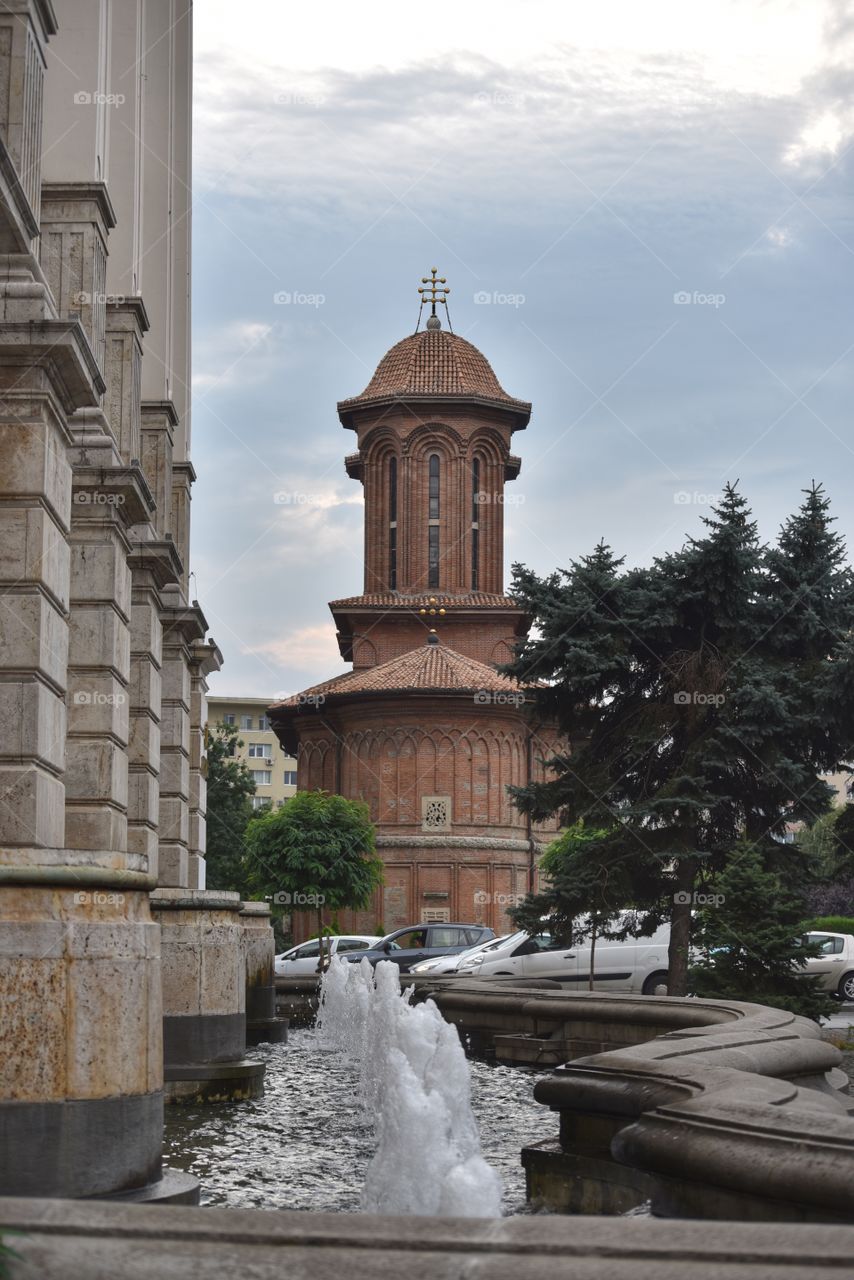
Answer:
xmin=689 ymin=841 xmax=832 ymax=1021
xmin=506 ymin=485 xmax=854 ymax=997
xmin=204 ymin=722 xmax=256 ymax=896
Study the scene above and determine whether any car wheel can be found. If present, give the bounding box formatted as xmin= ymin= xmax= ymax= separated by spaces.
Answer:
xmin=642 ymin=970 xmax=669 ymax=996
xmin=837 ymin=971 xmax=854 ymax=1003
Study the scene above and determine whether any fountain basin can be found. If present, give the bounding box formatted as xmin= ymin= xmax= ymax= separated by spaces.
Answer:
xmin=408 ymin=978 xmax=854 ymax=1221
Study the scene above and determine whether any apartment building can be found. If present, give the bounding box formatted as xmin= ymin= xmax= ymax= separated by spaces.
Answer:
xmin=208 ymin=697 xmax=298 ymax=810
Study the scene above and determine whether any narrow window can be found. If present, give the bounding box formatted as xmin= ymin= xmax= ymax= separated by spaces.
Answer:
xmin=389 ymin=456 xmax=398 ymax=590
xmin=471 ymin=456 xmax=480 ymax=590
xmin=428 ymin=454 xmax=440 ymax=588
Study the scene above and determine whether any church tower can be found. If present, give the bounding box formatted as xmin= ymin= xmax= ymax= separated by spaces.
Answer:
xmin=270 ymin=273 xmax=558 ymax=936
xmin=331 ymin=268 xmax=531 ymax=669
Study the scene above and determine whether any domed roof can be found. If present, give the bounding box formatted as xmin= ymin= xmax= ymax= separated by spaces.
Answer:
xmin=338 ymin=328 xmax=530 ymax=420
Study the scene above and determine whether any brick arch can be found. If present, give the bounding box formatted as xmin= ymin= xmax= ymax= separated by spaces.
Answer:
xmin=360 ymin=426 xmax=403 ymax=464
xmin=299 ymin=738 xmax=334 ymax=791
xmin=403 ymin=421 xmax=465 ymax=458
xmin=352 ymin=636 xmax=378 ymax=668
xmin=466 ymin=432 xmax=506 ymax=467
xmin=490 ymin=638 xmax=514 ymax=666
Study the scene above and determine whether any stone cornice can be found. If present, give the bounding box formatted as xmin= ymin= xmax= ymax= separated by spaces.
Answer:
xmin=0 ymin=317 xmax=104 ymax=406
xmin=128 ymin=538 xmax=184 ymax=590
xmin=172 ymin=459 xmax=197 ymax=485
xmin=106 ymin=295 xmax=150 ymax=334
xmin=140 ymin=398 xmax=180 ymax=429
xmin=189 ymin=637 xmax=223 ymax=678
xmin=72 ymin=463 xmax=155 ymax=526
xmin=376 ymin=835 xmax=548 ymax=853
xmin=40 ymin=181 xmax=117 ymax=231
xmin=160 ymin=600 xmax=208 ymax=645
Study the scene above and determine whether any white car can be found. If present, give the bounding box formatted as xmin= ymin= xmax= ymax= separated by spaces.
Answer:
xmin=274 ymin=935 xmax=381 ymax=977
xmin=457 ymin=925 xmax=671 ymax=995
xmin=409 ymin=934 xmax=514 ymax=975
xmin=803 ymin=931 xmax=854 ymax=1001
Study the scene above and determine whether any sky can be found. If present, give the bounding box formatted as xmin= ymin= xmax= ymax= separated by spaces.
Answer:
xmin=191 ymin=0 xmax=854 ymax=700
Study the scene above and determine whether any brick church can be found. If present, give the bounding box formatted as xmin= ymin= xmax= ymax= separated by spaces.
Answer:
xmin=269 ymin=273 xmax=559 ymax=937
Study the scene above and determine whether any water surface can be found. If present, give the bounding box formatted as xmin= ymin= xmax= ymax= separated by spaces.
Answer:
xmin=163 ymin=1030 xmax=551 ymax=1214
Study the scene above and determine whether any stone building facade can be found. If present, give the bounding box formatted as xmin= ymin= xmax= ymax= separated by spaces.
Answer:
xmin=271 ymin=297 xmax=559 ymax=937
xmin=0 ymin=1 xmax=271 ymax=1205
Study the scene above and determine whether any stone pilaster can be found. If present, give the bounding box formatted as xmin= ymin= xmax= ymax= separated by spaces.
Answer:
xmin=0 ymin=261 xmax=99 ymax=869
xmin=104 ymin=297 xmax=148 ymax=466
xmin=0 ymin=1 xmax=55 ymax=232
xmin=170 ymin=460 xmax=195 ymax=599
xmin=39 ymin=182 xmax=116 ymax=381
xmin=126 ymin=541 xmax=182 ymax=880
xmin=64 ymin=467 xmax=154 ymax=862
xmin=157 ymin=603 xmax=206 ymax=888
xmin=140 ymin=400 xmax=177 ymax=538
xmin=187 ymin=638 xmax=223 ymax=890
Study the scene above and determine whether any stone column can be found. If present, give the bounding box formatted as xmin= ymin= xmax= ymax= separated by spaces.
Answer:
xmin=0 ymin=254 xmax=191 ymax=1198
xmin=240 ymin=901 xmax=288 ymax=1046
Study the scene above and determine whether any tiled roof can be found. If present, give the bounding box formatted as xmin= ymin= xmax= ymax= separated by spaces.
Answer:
xmin=329 ymin=592 xmax=525 ymax=610
xmin=270 ymin=641 xmax=524 ymax=709
xmin=338 ymin=330 xmax=530 ymax=411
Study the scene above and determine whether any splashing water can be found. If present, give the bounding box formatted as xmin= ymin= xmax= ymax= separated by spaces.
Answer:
xmin=317 ymin=957 xmax=504 ymax=1217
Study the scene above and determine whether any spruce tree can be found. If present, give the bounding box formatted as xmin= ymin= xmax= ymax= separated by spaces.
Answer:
xmin=507 ymin=485 xmax=854 ymax=1000
xmin=689 ymin=841 xmax=833 ymax=1021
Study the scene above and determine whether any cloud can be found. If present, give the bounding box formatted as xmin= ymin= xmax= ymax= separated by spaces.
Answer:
xmin=194 ymin=1 xmax=854 ymax=702
xmin=244 ymin=625 xmax=346 ymax=681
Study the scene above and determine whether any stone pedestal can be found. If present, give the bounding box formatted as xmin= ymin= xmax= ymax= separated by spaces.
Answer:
xmin=240 ymin=901 xmax=288 ymax=1046
xmin=150 ymin=889 xmax=265 ymax=1104
xmin=0 ymin=886 xmax=196 ymax=1200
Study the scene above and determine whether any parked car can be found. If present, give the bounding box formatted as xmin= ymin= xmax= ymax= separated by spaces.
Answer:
xmin=802 ymin=931 xmax=854 ymax=1001
xmin=409 ymin=934 xmax=513 ymax=975
xmin=342 ymin=923 xmax=495 ymax=974
xmin=457 ymin=924 xmax=671 ymax=994
xmin=274 ymin=934 xmax=381 ymax=977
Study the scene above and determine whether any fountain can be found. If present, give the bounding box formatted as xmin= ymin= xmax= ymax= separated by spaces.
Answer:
xmin=318 ymin=958 xmax=503 ymax=1217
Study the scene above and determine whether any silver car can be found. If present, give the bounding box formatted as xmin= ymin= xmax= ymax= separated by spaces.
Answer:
xmin=274 ymin=934 xmax=381 ymax=977
xmin=803 ymin=931 xmax=854 ymax=1001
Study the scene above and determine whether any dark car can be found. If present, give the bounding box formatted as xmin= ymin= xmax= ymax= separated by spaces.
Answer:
xmin=343 ymin=923 xmax=495 ymax=973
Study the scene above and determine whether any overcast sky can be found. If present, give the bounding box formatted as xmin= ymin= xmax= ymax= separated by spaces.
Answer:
xmin=191 ymin=0 xmax=854 ymax=700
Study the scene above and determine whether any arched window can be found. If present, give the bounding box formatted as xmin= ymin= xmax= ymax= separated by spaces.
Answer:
xmin=471 ymin=455 xmax=481 ymax=590
xmin=389 ymin=456 xmax=398 ymax=591
xmin=428 ymin=453 xmax=440 ymax=588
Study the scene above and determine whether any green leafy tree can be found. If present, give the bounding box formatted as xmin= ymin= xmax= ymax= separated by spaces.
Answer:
xmin=506 ymin=484 xmax=854 ymax=995
xmin=244 ymin=790 xmax=383 ymax=969
xmin=511 ymin=822 xmax=644 ymax=988
xmin=689 ymin=841 xmax=833 ymax=1020
xmin=204 ymin=722 xmax=256 ymax=896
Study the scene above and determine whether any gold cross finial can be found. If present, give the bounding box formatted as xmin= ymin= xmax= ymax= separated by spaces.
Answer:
xmin=417 ymin=267 xmax=450 ymax=315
